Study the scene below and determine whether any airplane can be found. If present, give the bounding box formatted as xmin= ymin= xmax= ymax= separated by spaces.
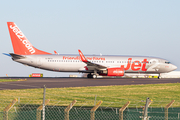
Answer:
xmin=4 ymin=22 xmax=177 ymax=79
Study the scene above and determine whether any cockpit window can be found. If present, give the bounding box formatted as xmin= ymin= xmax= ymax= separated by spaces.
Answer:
xmin=165 ymin=61 xmax=170 ymax=64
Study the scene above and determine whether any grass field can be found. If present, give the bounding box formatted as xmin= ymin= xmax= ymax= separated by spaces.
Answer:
xmin=0 ymin=79 xmax=26 ymax=82
xmin=0 ymin=83 xmax=180 ymax=108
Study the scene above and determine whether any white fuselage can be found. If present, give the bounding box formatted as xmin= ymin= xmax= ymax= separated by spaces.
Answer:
xmin=13 ymin=54 xmax=177 ymax=74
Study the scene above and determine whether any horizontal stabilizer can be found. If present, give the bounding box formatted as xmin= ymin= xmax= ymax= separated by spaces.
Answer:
xmin=9 ymin=53 xmax=25 ymax=59
xmin=3 ymin=53 xmax=11 ymax=57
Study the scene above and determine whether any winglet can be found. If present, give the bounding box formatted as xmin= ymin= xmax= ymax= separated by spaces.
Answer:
xmin=54 ymin=50 xmax=58 ymax=54
xmin=78 ymin=49 xmax=88 ymax=63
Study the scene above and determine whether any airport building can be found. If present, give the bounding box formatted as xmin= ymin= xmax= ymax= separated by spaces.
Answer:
xmin=161 ymin=71 xmax=180 ymax=78
xmin=125 ymin=71 xmax=180 ymax=78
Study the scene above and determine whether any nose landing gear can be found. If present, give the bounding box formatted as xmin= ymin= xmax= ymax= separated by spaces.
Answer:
xmin=158 ymin=73 xmax=161 ymax=79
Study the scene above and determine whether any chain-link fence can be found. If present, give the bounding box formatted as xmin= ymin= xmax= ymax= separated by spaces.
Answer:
xmin=1 ymin=86 xmax=180 ymax=120
xmin=1 ymin=98 xmax=180 ymax=120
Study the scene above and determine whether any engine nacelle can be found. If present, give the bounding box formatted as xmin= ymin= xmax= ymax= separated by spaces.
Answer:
xmin=107 ymin=68 xmax=124 ymax=76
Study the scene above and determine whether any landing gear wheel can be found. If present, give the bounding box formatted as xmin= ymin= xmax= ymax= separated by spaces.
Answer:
xmin=158 ymin=76 xmax=161 ymax=79
xmin=93 ymin=74 xmax=97 ymax=79
xmin=87 ymin=74 xmax=93 ymax=78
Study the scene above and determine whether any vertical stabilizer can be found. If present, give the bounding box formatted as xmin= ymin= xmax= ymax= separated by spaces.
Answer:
xmin=7 ymin=22 xmax=51 ymax=55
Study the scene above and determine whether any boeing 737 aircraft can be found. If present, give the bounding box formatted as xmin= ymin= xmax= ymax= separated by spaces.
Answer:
xmin=4 ymin=22 xmax=177 ymax=78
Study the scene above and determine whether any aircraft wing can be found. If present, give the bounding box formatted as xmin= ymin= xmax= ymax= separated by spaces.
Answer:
xmin=78 ymin=50 xmax=107 ymax=70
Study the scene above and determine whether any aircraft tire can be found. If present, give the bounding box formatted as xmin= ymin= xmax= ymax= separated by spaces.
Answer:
xmin=87 ymin=74 xmax=93 ymax=78
xmin=93 ymin=74 xmax=97 ymax=79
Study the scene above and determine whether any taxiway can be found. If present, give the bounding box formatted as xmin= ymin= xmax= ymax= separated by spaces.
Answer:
xmin=0 ymin=77 xmax=180 ymax=90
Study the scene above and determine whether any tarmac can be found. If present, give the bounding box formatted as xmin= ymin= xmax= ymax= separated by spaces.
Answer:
xmin=0 ymin=77 xmax=180 ymax=90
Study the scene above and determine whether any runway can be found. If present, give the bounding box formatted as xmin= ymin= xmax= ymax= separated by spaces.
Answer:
xmin=0 ymin=77 xmax=180 ymax=90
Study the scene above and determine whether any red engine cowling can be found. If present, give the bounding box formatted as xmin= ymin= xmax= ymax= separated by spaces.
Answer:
xmin=107 ymin=68 xmax=124 ymax=76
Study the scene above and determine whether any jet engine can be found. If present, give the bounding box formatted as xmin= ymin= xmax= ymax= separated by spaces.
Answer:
xmin=100 ymin=68 xmax=124 ymax=76
xmin=107 ymin=68 xmax=124 ymax=76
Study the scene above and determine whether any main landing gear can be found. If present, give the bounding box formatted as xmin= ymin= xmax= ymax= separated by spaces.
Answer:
xmin=87 ymin=74 xmax=92 ymax=78
xmin=87 ymin=74 xmax=97 ymax=79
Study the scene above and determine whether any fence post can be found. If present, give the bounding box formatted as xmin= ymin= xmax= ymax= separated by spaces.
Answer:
xmin=94 ymin=95 xmax=97 ymax=106
xmin=3 ymin=98 xmax=17 ymax=120
xmin=165 ymin=100 xmax=175 ymax=120
xmin=142 ymin=98 xmax=152 ymax=120
xmin=36 ymin=99 xmax=50 ymax=120
xmin=42 ymin=85 xmax=46 ymax=120
xmin=119 ymin=101 xmax=130 ymax=120
xmin=90 ymin=101 xmax=103 ymax=120
xmin=64 ymin=100 xmax=77 ymax=120
xmin=142 ymin=99 xmax=152 ymax=120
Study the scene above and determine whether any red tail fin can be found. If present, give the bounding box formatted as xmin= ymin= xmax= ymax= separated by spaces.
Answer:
xmin=7 ymin=22 xmax=51 ymax=55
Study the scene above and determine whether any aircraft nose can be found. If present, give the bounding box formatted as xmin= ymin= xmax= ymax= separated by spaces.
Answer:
xmin=171 ymin=64 xmax=177 ymax=70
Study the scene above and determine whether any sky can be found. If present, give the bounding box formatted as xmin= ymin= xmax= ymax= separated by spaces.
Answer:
xmin=0 ymin=0 xmax=180 ymax=77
